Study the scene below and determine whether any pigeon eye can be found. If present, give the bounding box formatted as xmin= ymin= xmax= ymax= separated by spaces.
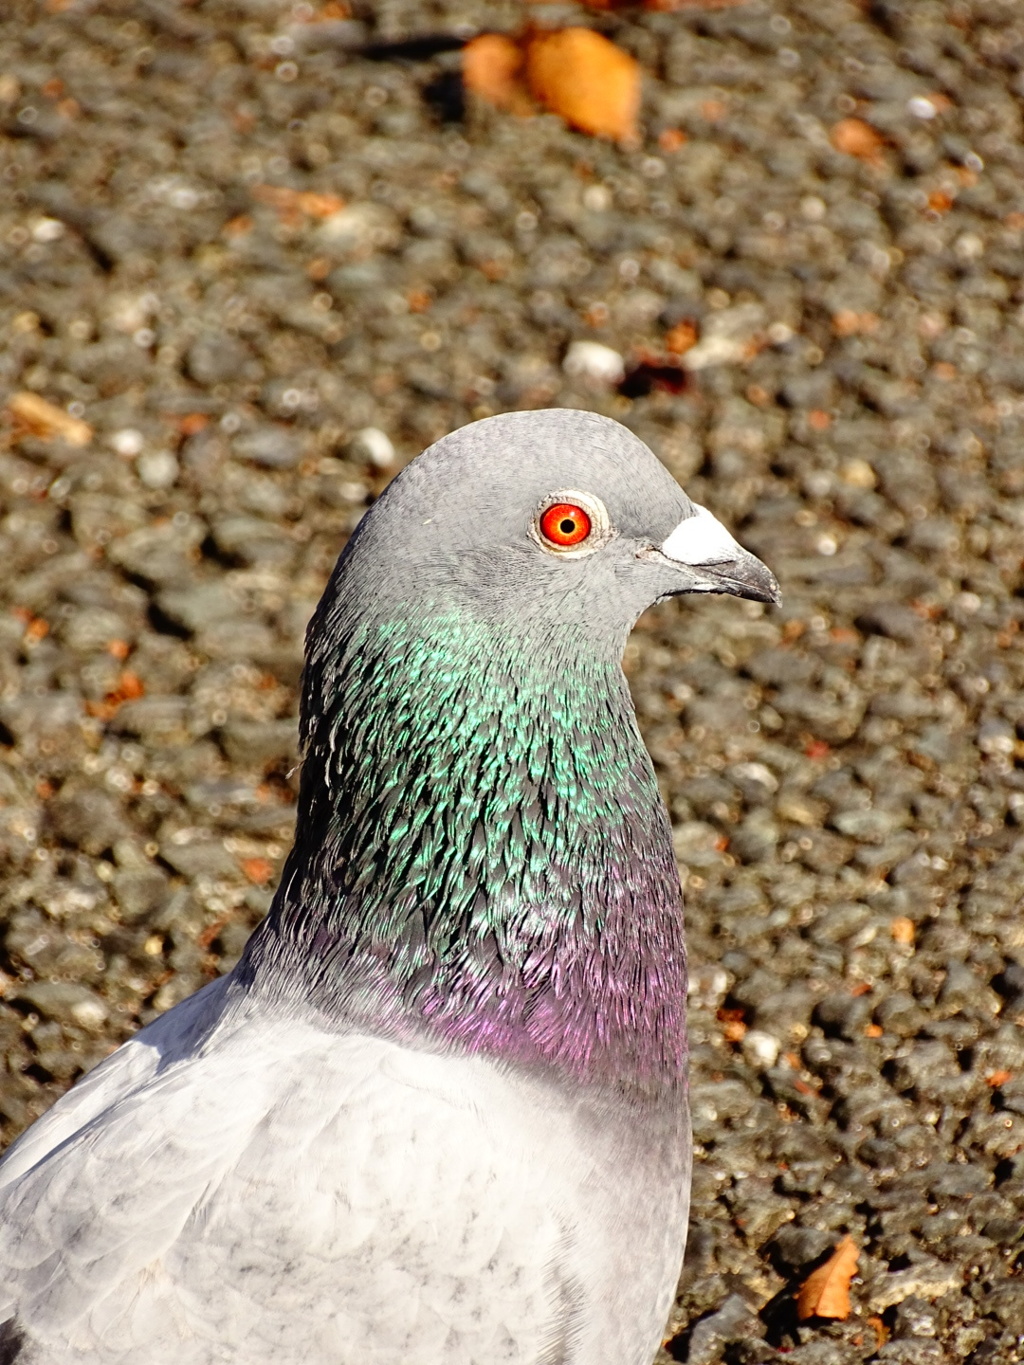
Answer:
xmin=539 ymin=503 xmax=591 ymax=547
xmin=532 ymin=490 xmax=612 ymax=558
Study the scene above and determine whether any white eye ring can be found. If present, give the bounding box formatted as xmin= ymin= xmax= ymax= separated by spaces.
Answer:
xmin=530 ymin=489 xmax=614 ymax=559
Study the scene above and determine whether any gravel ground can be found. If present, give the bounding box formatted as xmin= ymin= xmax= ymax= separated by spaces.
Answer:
xmin=2 ymin=0 xmax=1024 ymax=1360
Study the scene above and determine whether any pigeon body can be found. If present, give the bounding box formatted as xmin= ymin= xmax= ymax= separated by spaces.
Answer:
xmin=0 ymin=410 xmax=778 ymax=1364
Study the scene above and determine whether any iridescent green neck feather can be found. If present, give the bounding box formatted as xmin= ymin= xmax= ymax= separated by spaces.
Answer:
xmin=243 ymin=612 xmax=687 ymax=1090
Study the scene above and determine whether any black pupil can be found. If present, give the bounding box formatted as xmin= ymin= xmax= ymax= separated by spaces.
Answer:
xmin=559 ymin=517 xmax=576 ymax=534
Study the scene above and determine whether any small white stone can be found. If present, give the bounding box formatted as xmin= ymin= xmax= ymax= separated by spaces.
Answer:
xmin=907 ymin=95 xmax=937 ymax=120
xmin=583 ymin=184 xmax=611 ymax=212
xmin=137 ymin=450 xmax=179 ymax=489
xmin=70 ymin=998 xmax=108 ymax=1030
xmin=111 ymin=428 xmax=145 ymax=457
xmin=741 ymin=1029 xmax=780 ymax=1070
xmin=351 ymin=426 xmax=395 ymax=468
xmin=730 ymin=761 xmax=779 ymax=794
xmin=683 ymin=303 xmax=766 ymax=371
xmin=31 ymin=216 xmax=65 ymax=242
xmin=562 ymin=340 xmax=625 ymax=386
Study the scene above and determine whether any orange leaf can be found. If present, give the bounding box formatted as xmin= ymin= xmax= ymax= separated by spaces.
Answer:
xmin=664 ymin=320 xmax=698 ymax=356
xmin=831 ymin=117 xmax=884 ymax=164
xmin=525 ymin=29 xmax=640 ymax=143
xmin=890 ymin=916 xmax=915 ymax=946
xmin=241 ymin=857 xmax=274 ymax=886
xmin=251 ymin=185 xmax=344 ymax=221
xmin=113 ymin=670 xmax=145 ymax=701
xmin=658 ymin=128 xmax=687 ymax=152
xmin=797 ymin=1235 xmax=859 ymax=1321
xmin=987 ymin=1069 xmax=1012 ymax=1088
xmin=867 ymin=1315 xmax=889 ymax=1350
xmin=7 ymin=392 xmax=92 ymax=447
xmin=463 ymin=33 xmax=533 ymax=115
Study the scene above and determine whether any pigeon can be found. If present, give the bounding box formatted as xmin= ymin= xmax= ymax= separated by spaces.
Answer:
xmin=0 ymin=409 xmax=778 ymax=1365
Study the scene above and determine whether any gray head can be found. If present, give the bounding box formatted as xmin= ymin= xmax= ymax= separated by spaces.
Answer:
xmin=252 ymin=410 xmax=778 ymax=1074
xmin=327 ymin=409 xmax=779 ymax=653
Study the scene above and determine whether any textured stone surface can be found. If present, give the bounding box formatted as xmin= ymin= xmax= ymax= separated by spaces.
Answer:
xmin=2 ymin=1 xmax=1024 ymax=1361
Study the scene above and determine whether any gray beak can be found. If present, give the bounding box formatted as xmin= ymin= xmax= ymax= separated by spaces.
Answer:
xmin=654 ymin=504 xmax=781 ymax=606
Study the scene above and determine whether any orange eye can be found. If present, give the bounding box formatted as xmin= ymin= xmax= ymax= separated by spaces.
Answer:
xmin=539 ymin=503 xmax=592 ymax=547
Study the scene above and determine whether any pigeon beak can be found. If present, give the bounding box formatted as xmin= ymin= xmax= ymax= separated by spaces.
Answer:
xmin=654 ymin=505 xmax=781 ymax=606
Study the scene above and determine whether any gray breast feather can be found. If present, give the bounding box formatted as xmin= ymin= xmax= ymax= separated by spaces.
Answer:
xmin=0 ymin=1003 xmax=594 ymax=1365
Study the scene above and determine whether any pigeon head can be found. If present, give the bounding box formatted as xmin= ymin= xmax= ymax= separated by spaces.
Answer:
xmin=247 ymin=411 xmax=778 ymax=1090
xmin=328 ymin=408 xmax=778 ymax=658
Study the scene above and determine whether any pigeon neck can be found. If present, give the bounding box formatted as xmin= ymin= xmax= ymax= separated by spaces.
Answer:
xmin=248 ymin=613 xmax=687 ymax=1090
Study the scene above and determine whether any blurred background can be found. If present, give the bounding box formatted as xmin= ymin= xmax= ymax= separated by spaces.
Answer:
xmin=1 ymin=0 xmax=1023 ymax=1360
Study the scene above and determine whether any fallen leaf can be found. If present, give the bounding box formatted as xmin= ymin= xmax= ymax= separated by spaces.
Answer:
xmin=867 ymin=1315 xmax=889 ymax=1350
xmin=241 ymin=857 xmax=275 ymax=886
xmin=251 ymin=185 xmax=345 ymax=222
xmin=406 ymin=287 xmax=434 ymax=314
xmin=658 ymin=128 xmax=687 ymax=152
xmin=832 ymin=309 xmax=880 ymax=337
xmin=699 ymin=98 xmax=727 ymax=121
xmin=797 ymin=1235 xmax=859 ymax=1321
xmin=197 ymin=910 xmax=235 ymax=951
xmin=7 ymin=392 xmax=92 ymax=447
xmin=112 ymin=671 xmax=145 ymax=702
xmin=86 ymin=670 xmax=146 ymax=721
xmin=890 ymin=916 xmax=915 ymax=946
xmin=986 ymin=1069 xmax=1013 ymax=1088
xmin=222 ymin=214 xmax=253 ymax=238
xmin=664 ymin=320 xmax=698 ymax=355
xmin=462 ymin=33 xmax=532 ymax=114
xmin=579 ymin=0 xmax=748 ymax=9
xmin=831 ymin=117 xmax=885 ymax=164
xmin=525 ymin=28 xmax=640 ymax=143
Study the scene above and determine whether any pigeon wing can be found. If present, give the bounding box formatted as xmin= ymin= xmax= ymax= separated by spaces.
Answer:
xmin=0 ymin=1010 xmax=579 ymax=1365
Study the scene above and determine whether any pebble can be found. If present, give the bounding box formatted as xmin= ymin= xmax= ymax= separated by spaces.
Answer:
xmin=349 ymin=426 xmax=396 ymax=468
xmin=562 ymin=340 xmax=626 ymax=386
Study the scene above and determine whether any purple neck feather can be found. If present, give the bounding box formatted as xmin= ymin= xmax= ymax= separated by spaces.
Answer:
xmin=243 ymin=616 xmax=688 ymax=1091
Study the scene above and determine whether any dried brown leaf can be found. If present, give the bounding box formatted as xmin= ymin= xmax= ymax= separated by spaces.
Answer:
xmin=831 ymin=117 xmax=885 ymax=164
xmin=251 ymin=185 xmax=345 ymax=220
xmin=577 ymin=0 xmax=748 ymax=8
xmin=889 ymin=916 xmax=915 ymax=946
xmin=7 ymin=391 xmax=92 ymax=447
xmin=525 ymin=28 xmax=640 ymax=143
xmin=797 ymin=1234 xmax=859 ymax=1321
xmin=463 ymin=33 xmax=533 ymax=114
